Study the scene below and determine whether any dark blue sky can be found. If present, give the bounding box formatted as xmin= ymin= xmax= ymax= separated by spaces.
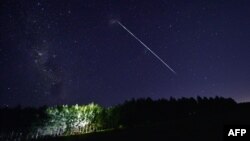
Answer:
xmin=1 ymin=0 xmax=250 ymax=107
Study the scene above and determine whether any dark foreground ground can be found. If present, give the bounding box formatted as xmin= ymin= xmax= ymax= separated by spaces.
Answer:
xmin=1 ymin=100 xmax=248 ymax=141
xmin=36 ymin=122 xmax=221 ymax=141
xmin=35 ymin=103 xmax=250 ymax=141
xmin=37 ymin=112 xmax=249 ymax=141
xmin=31 ymin=102 xmax=249 ymax=141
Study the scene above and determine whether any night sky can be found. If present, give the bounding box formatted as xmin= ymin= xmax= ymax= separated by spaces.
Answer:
xmin=1 ymin=0 xmax=250 ymax=107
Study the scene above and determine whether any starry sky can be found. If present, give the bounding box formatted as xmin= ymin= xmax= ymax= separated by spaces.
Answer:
xmin=1 ymin=0 xmax=250 ymax=107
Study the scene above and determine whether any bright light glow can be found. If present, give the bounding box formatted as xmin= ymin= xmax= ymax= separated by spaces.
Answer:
xmin=35 ymin=103 xmax=103 ymax=136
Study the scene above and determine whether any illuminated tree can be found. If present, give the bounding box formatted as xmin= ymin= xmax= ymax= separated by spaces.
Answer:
xmin=35 ymin=103 xmax=105 ymax=136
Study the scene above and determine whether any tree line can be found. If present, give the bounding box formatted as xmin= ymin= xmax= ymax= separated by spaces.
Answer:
xmin=0 ymin=96 xmax=242 ymax=140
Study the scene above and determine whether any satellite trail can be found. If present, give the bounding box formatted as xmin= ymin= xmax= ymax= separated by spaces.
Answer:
xmin=114 ymin=20 xmax=176 ymax=74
